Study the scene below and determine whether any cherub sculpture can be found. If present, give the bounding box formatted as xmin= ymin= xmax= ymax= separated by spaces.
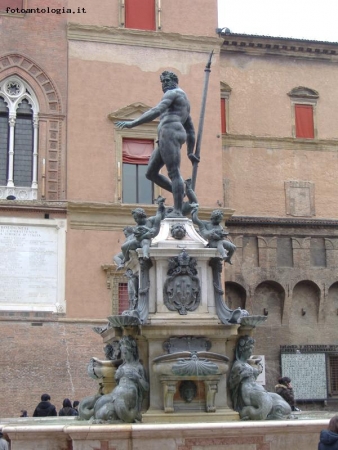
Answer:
xmin=117 ymin=197 xmax=165 ymax=269
xmin=191 ymin=206 xmax=236 ymax=264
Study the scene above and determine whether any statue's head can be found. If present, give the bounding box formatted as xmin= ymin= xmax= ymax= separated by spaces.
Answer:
xmin=132 ymin=208 xmax=147 ymax=221
xmin=160 ymin=71 xmax=179 ymax=92
xmin=171 ymin=223 xmax=186 ymax=240
xmin=104 ymin=341 xmax=121 ymax=361
xmin=179 ymin=380 xmax=197 ymax=403
xmin=236 ymin=335 xmax=255 ymax=361
xmin=210 ymin=209 xmax=223 ymax=223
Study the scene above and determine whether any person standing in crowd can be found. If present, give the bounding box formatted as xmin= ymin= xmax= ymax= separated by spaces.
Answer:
xmin=318 ymin=415 xmax=338 ymax=450
xmin=72 ymin=401 xmax=79 ymax=415
xmin=32 ymin=393 xmax=57 ymax=417
xmin=58 ymin=398 xmax=78 ymax=416
xmin=0 ymin=431 xmax=9 ymax=450
xmin=20 ymin=409 xmax=27 ymax=417
xmin=275 ymin=377 xmax=301 ymax=412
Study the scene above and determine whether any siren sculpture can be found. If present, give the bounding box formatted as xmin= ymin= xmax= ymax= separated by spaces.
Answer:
xmin=228 ymin=335 xmax=291 ymax=420
xmin=79 ymin=336 xmax=149 ymax=423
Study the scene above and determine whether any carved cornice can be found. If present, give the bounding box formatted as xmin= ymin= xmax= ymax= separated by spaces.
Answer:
xmin=67 ymin=23 xmax=220 ymax=53
xmin=0 ymin=199 xmax=67 ymax=213
xmin=226 ymin=216 xmax=338 ymax=228
xmin=220 ymin=33 xmax=338 ymax=62
xmin=222 ymin=134 xmax=338 ymax=152
xmin=68 ymin=201 xmax=235 ymax=231
xmin=288 ymin=86 xmax=319 ymax=99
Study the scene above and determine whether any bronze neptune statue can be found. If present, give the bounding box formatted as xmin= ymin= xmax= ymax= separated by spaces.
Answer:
xmin=116 ymin=71 xmax=198 ymax=218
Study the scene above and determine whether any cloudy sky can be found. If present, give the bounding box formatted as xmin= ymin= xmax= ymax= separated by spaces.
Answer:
xmin=218 ymin=0 xmax=338 ymax=42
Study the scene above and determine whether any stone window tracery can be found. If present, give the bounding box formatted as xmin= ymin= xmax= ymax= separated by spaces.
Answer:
xmin=0 ymin=76 xmax=39 ymax=200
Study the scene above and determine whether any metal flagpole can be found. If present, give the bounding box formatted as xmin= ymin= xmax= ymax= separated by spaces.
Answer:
xmin=191 ymin=50 xmax=214 ymax=191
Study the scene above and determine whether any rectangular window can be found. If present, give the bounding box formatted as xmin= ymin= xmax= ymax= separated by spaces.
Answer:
xmin=118 ymin=283 xmax=129 ymax=314
xmin=221 ymin=98 xmax=226 ymax=134
xmin=122 ymin=138 xmax=153 ymax=204
xmin=295 ymin=104 xmax=314 ymax=138
xmin=0 ymin=0 xmax=23 ymax=10
xmin=125 ymin=0 xmax=155 ymax=31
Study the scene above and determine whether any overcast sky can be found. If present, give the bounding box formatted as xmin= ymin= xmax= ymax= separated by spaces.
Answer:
xmin=218 ymin=0 xmax=338 ymax=43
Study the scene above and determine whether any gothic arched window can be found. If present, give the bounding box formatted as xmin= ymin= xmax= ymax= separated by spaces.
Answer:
xmin=0 ymin=76 xmax=39 ymax=200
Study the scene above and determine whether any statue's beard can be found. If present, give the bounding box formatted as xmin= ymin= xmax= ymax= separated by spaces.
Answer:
xmin=162 ymin=82 xmax=177 ymax=92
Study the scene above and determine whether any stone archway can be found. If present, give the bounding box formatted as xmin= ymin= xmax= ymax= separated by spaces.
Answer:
xmin=224 ymin=282 xmax=246 ymax=311
xmin=253 ymin=280 xmax=285 ymax=324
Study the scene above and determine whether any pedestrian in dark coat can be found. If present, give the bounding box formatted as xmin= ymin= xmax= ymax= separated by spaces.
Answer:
xmin=275 ymin=377 xmax=301 ymax=412
xmin=33 ymin=393 xmax=57 ymax=417
xmin=319 ymin=416 xmax=338 ymax=450
xmin=58 ymin=398 xmax=78 ymax=416
xmin=73 ymin=400 xmax=79 ymax=415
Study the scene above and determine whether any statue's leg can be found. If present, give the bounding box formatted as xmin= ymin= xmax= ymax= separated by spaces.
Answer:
xmin=223 ymin=241 xmax=236 ymax=264
xmin=141 ymin=239 xmax=150 ymax=259
xmin=216 ymin=241 xmax=228 ymax=260
xmin=146 ymin=145 xmax=172 ymax=192
xmin=121 ymin=239 xmax=138 ymax=264
xmin=160 ymin=136 xmax=185 ymax=216
xmin=185 ymin=178 xmax=198 ymax=203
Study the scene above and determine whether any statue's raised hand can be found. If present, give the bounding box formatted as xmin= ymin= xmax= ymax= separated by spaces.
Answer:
xmin=115 ymin=121 xmax=133 ymax=129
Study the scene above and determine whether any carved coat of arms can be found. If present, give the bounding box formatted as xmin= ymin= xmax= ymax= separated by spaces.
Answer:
xmin=163 ymin=250 xmax=201 ymax=315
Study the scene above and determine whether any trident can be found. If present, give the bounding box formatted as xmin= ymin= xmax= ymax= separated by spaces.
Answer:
xmin=191 ymin=50 xmax=214 ymax=191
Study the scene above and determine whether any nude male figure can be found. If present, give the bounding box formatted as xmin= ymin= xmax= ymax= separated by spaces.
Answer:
xmin=116 ymin=71 xmax=198 ymax=218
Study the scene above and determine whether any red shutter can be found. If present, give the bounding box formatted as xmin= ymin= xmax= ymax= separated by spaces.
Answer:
xmin=0 ymin=0 xmax=23 ymax=9
xmin=221 ymin=98 xmax=226 ymax=134
xmin=295 ymin=104 xmax=314 ymax=138
xmin=122 ymin=138 xmax=153 ymax=164
xmin=125 ymin=0 xmax=156 ymax=31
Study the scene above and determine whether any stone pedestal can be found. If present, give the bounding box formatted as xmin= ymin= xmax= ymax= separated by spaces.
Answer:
xmin=99 ymin=217 xmax=245 ymax=423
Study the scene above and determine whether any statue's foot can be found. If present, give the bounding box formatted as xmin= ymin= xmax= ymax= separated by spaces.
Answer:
xmin=117 ymin=263 xmax=125 ymax=270
xmin=223 ymin=256 xmax=233 ymax=265
xmin=166 ymin=209 xmax=184 ymax=218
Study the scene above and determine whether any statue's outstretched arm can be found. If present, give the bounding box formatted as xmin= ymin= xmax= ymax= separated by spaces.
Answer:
xmin=115 ymin=91 xmax=176 ymax=129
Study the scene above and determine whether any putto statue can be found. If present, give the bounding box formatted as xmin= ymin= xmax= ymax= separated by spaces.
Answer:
xmin=79 ymin=335 xmax=149 ymax=423
xmin=116 ymin=199 xmax=165 ymax=269
xmin=191 ymin=206 xmax=236 ymax=264
xmin=228 ymin=335 xmax=291 ymax=420
xmin=116 ymin=71 xmax=198 ymax=218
